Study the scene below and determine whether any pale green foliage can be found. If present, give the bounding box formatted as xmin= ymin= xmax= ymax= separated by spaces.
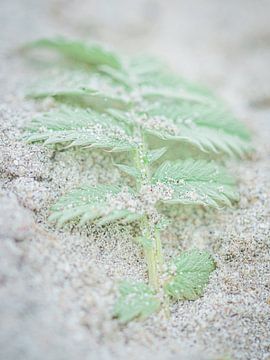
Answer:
xmin=113 ymin=281 xmax=160 ymax=323
xmin=139 ymin=101 xmax=251 ymax=156
xmin=22 ymin=38 xmax=251 ymax=324
xmin=49 ymin=184 xmax=142 ymax=227
xmin=47 ymin=158 xmax=239 ymax=227
xmin=143 ymin=101 xmax=250 ymax=138
xmin=114 ymin=163 xmax=142 ymax=179
xmin=23 ymin=37 xmax=123 ymax=69
xmin=136 ymin=235 xmax=153 ymax=250
xmin=129 ymin=55 xmax=215 ymax=98
xmin=152 ymin=159 xmax=239 ymax=207
xmin=26 ymin=107 xmax=135 ymax=151
xmin=24 ymin=38 xmax=251 ymax=158
xmin=164 ymin=249 xmax=216 ymax=300
xmin=146 ymin=147 xmax=168 ymax=164
xmin=28 ymin=88 xmax=131 ymax=112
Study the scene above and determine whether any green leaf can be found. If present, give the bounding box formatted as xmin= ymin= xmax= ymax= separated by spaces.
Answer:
xmin=177 ymin=126 xmax=251 ymax=157
xmin=25 ymin=107 xmax=136 ymax=152
xmin=49 ymin=184 xmax=142 ymax=227
xmin=114 ymin=281 xmax=160 ymax=323
xmin=96 ymin=210 xmax=135 ymax=226
xmin=106 ymin=109 xmax=134 ymax=128
xmin=23 ymin=38 xmax=251 ymax=159
xmin=142 ymin=88 xmax=213 ymax=106
xmin=130 ymin=56 xmax=215 ymax=98
xmin=27 ymin=87 xmax=131 ymax=112
xmin=146 ymin=147 xmax=167 ymax=164
xmin=140 ymin=103 xmax=251 ymax=157
xmin=152 ymin=159 xmax=239 ymax=207
xmin=136 ymin=236 xmax=152 ymax=250
xmin=98 ymin=65 xmax=133 ymax=89
xmin=144 ymin=102 xmax=250 ymax=140
xmin=114 ymin=163 xmax=141 ymax=179
xmin=24 ymin=37 xmax=122 ymax=69
xmin=164 ymin=249 xmax=216 ymax=300
xmin=155 ymin=217 xmax=171 ymax=230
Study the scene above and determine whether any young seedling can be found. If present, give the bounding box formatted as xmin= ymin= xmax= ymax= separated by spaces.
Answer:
xmin=23 ymin=38 xmax=251 ymax=323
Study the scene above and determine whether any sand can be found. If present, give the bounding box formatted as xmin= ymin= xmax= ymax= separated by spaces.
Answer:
xmin=0 ymin=1 xmax=269 ymax=359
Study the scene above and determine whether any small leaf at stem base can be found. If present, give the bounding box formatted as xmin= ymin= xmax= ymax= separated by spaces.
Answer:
xmin=164 ymin=249 xmax=216 ymax=300
xmin=114 ymin=280 xmax=160 ymax=323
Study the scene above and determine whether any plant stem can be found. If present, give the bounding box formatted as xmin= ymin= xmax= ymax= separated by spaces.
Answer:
xmin=141 ymin=216 xmax=160 ymax=291
xmin=154 ymin=227 xmax=163 ymax=268
xmin=144 ymin=242 xmax=159 ymax=290
xmin=134 ymin=133 xmax=164 ymax=292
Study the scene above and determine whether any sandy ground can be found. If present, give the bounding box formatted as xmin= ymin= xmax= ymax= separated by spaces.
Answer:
xmin=0 ymin=1 xmax=270 ymax=359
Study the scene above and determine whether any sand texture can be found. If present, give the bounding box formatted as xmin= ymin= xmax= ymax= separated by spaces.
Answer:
xmin=0 ymin=1 xmax=269 ymax=359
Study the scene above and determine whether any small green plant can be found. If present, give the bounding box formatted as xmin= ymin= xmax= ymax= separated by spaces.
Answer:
xmin=23 ymin=38 xmax=251 ymax=323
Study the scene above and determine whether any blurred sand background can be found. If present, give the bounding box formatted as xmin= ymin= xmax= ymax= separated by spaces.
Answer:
xmin=0 ymin=1 xmax=270 ymax=359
